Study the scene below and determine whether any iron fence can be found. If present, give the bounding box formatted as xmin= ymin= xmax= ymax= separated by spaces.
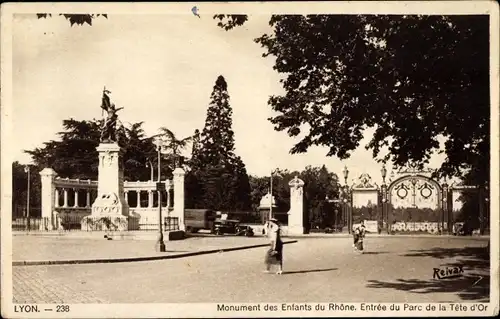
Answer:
xmin=12 ymin=216 xmax=180 ymax=232
xmin=12 ymin=217 xmax=49 ymax=231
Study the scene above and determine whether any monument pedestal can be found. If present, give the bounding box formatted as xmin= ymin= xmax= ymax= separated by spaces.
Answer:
xmin=81 ymin=215 xmax=138 ymax=231
xmin=83 ymin=143 xmax=139 ymax=231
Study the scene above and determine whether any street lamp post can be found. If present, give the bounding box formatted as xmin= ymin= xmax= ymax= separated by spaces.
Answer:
xmin=381 ymin=164 xmax=387 ymax=185
xmin=342 ymin=166 xmax=350 ymax=234
xmin=155 ymin=140 xmax=166 ymax=252
xmin=442 ymin=178 xmax=449 ymax=234
xmin=268 ymin=169 xmax=282 ymax=221
xmin=381 ymin=164 xmax=388 ymax=234
xmin=24 ymin=165 xmax=31 ymax=231
xmin=484 ymin=185 xmax=489 ymax=236
xmin=146 ymin=160 xmax=154 ymax=181
xmin=342 ymin=166 xmax=349 ymax=186
xmin=269 ymin=171 xmax=273 ymax=221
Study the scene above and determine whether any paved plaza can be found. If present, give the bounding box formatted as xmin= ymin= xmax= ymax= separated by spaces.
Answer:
xmin=12 ymin=236 xmax=490 ymax=304
xmin=12 ymin=234 xmax=276 ymax=263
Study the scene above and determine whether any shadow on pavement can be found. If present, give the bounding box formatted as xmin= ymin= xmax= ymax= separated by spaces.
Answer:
xmin=283 ymin=268 xmax=338 ymax=275
xmin=366 ymin=245 xmax=490 ymax=301
xmin=362 ymin=251 xmax=390 ymax=255
xmin=402 ymin=245 xmax=489 ymax=260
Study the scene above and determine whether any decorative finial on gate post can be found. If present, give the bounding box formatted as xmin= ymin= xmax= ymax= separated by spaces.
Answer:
xmin=381 ymin=164 xmax=387 ymax=185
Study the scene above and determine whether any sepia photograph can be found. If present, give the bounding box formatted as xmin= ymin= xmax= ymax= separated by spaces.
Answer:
xmin=1 ymin=1 xmax=498 ymax=318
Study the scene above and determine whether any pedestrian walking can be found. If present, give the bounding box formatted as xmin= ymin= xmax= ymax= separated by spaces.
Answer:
xmin=264 ymin=218 xmax=283 ymax=274
xmin=353 ymin=220 xmax=366 ymax=254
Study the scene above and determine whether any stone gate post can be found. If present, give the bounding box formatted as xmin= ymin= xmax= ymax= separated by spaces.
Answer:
xmin=287 ymin=176 xmax=305 ymax=235
xmin=40 ymin=168 xmax=57 ymax=230
xmin=173 ymin=167 xmax=185 ymax=231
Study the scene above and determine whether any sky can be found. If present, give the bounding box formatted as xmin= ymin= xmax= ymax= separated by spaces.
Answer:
xmin=11 ymin=12 xmax=449 ymax=184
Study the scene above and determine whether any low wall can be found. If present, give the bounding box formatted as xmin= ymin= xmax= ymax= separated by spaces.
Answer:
xmin=53 ymin=208 xmax=177 ymax=231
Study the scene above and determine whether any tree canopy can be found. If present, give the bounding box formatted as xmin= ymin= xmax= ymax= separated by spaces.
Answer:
xmin=156 ymin=127 xmax=192 ymax=171
xmin=25 ymin=119 xmax=168 ymax=181
xmin=36 ymin=14 xmax=107 ymax=26
xmin=216 ymin=14 xmax=490 ymax=186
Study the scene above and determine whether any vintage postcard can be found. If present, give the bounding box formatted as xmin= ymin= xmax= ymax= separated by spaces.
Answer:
xmin=1 ymin=1 xmax=498 ymax=318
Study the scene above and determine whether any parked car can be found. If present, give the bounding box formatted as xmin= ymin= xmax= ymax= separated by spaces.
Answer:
xmin=184 ymin=209 xmax=217 ymax=233
xmin=212 ymin=219 xmax=254 ymax=237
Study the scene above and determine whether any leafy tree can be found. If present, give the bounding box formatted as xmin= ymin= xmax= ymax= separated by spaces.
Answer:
xmin=36 ymin=14 xmax=107 ymax=26
xmin=215 ymin=15 xmax=489 ymax=186
xmin=270 ymin=169 xmax=294 ymax=212
xmin=184 ymin=170 xmax=203 ymax=209
xmin=198 ymin=164 xmax=236 ymax=210
xmin=231 ymin=156 xmax=253 ymax=211
xmin=247 ymin=166 xmax=340 ymax=227
xmin=249 ymin=168 xmax=297 ymax=214
xmin=249 ymin=175 xmax=270 ymax=212
xmin=25 ymin=119 xmax=157 ymax=181
xmin=189 ymin=75 xmax=252 ymax=211
xmin=157 ymin=127 xmax=192 ymax=170
xmin=299 ymin=165 xmax=340 ymax=228
xmin=26 ymin=119 xmax=101 ymax=179
xmin=12 ymin=162 xmax=42 ymax=218
xmin=185 ymin=129 xmax=202 ymax=202
xmin=213 ymin=14 xmax=248 ymax=31
xmin=122 ymin=122 xmax=157 ymax=181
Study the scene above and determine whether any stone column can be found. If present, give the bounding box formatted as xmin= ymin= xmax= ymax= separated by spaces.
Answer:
xmin=166 ymin=181 xmax=171 ymax=209
xmin=124 ymin=191 xmax=129 ymax=204
xmin=172 ymin=168 xmax=185 ymax=231
xmin=55 ymin=188 xmax=60 ymax=208
xmin=441 ymin=182 xmax=449 ymax=233
xmin=40 ymin=168 xmax=57 ymax=230
xmin=136 ymin=191 xmax=140 ymax=208
xmin=86 ymin=190 xmax=91 ymax=208
xmin=74 ymin=189 xmax=79 ymax=208
xmin=287 ymin=176 xmax=305 ymax=235
xmin=63 ymin=188 xmax=68 ymax=208
xmin=148 ymin=190 xmax=154 ymax=208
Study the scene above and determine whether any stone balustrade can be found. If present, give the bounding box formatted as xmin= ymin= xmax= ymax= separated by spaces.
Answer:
xmin=51 ymin=178 xmax=172 ymax=209
xmin=40 ymin=168 xmax=184 ymax=231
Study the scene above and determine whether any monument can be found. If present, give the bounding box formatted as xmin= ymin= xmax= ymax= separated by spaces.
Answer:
xmin=81 ymin=88 xmax=138 ymax=231
xmin=287 ymin=176 xmax=305 ymax=235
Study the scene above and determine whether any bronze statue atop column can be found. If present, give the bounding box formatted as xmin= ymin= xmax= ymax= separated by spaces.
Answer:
xmin=100 ymin=87 xmax=124 ymax=143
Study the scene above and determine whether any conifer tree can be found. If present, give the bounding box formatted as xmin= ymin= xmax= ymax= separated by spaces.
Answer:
xmin=196 ymin=76 xmax=236 ymax=166
xmin=190 ymin=75 xmax=252 ymax=211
